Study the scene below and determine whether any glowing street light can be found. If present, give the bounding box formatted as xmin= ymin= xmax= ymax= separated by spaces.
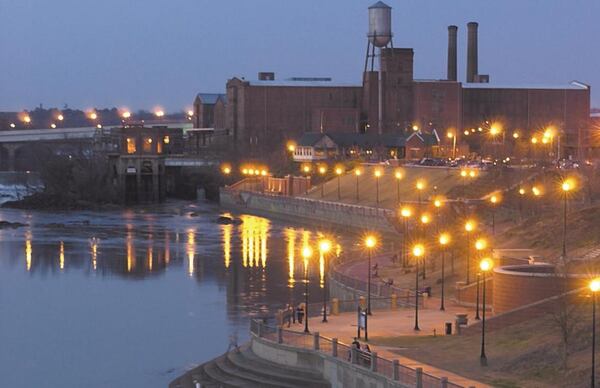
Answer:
xmin=121 ymin=111 xmax=131 ymax=119
xmin=439 ymin=233 xmax=450 ymax=311
xmin=301 ymin=245 xmax=313 ymax=333
xmin=319 ymin=239 xmax=332 ymax=323
xmin=155 ymin=110 xmax=165 ymax=118
xmin=365 ymin=235 xmax=377 ymax=315
xmin=590 ymin=278 xmax=600 ymax=386
xmin=355 ymin=168 xmax=362 ymax=201
xmin=489 ymin=194 xmax=501 ymax=235
xmin=335 ymin=166 xmax=343 ymax=200
xmin=57 ymin=114 xmax=64 ymax=121
xmin=412 ymin=243 xmax=425 ymax=331
xmin=374 ymin=168 xmax=383 ymax=205
xmin=416 ymin=179 xmax=425 ymax=209
xmin=318 ymin=165 xmax=327 ymax=198
xmin=395 ymin=170 xmax=403 ymax=204
xmin=561 ymin=178 xmax=576 ymax=259
xmin=479 ymin=257 xmax=493 ymax=366
xmin=474 ymin=237 xmax=488 ymax=320
xmin=89 ymin=112 xmax=98 ymax=120
xmin=465 ymin=220 xmax=476 ymax=284
xmin=400 ymin=206 xmax=412 ymax=267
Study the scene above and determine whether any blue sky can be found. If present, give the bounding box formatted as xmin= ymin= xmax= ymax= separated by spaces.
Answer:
xmin=1 ymin=0 xmax=598 ymax=112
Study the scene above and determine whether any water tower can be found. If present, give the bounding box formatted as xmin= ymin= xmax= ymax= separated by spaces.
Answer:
xmin=365 ymin=1 xmax=394 ymax=134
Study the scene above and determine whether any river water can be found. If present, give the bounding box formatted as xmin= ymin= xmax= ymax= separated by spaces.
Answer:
xmin=0 ymin=201 xmax=350 ymax=387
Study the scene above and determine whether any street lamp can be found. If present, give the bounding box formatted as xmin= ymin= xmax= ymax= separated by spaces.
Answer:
xmin=400 ymin=206 xmax=412 ymax=267
xmin=420 ymin=213 xmax=431 ymax=279
xmin=518 ymin=187 xmax=526 ymax=219
xmin=561 ymin=178 xmax=575 ymax=260
xmin=474 ymin=238 xmax=487 ymax=320
xmin=365 ymin=235 xmax=377 ymax=315
xmin=302 ymin=245 xmax=313 ymax=333
xmin=355 ymin=168 xmax=362 ymax=202
xmin=489 ymin=194 xmax=501 ymax=235
xmin=412 ymin=243 xmax=425 ymax=331
xmin=590 ymin=278 xmax=600 ymax=387
xmin=479 ymin=257 xmax=493 ymax=366
xmin=319 ymin=239 xmax=332 ymax=323
xmin=447 ymin=131 xmax=457 ymax=159
xmin=395 ymin=170 xmax=403 ymax=204
xmin=416 ymin=179 xmax=426 ymax=211
xmin=374 ymin=168 xmax=383 ymax=206
xmin=465 ymin=220 xmax=476 ymax=284
xmin=335 ymin=167 xmax=343 ymax=200
xmin=319 ymin=165 xmax=327 ymax=198
xmin=439 ymin=233 xmax=450 ymax=311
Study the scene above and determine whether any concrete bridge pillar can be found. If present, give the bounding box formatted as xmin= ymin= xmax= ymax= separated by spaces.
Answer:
xmin=2 ymin=143 xmax=20 ymax=172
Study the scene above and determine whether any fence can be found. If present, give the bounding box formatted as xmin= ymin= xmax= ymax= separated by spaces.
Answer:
xmin=250 ymin=319 xmax=464 ymax=388
xmin=330 ymin=258 xmax=422 ymax=308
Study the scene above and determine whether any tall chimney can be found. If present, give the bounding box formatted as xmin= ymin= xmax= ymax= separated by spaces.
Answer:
xmin=447 ymin=25 xmax=458 ymax=81
xmin=466 ymin=22 xmax=478 ymax=83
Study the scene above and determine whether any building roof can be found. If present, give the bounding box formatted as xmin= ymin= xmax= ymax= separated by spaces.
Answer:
xmin=462 ymin=81 xmax=589 ymax=90
xmin=297 ymin=132 xmax=412 ymax=148
xmin=195 ymin=93 xmax=227 ymax=104
xmin=297 ymin=132 xmax=327 ymax=147
xmin=369 ymin=1 xmax=391 ymax=9
xmin=246 ymin=79 xmax=361 ymax=88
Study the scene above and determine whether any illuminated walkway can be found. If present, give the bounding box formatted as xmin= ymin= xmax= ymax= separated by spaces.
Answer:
xmin=289 ymin=306 xmax=490 ymax=388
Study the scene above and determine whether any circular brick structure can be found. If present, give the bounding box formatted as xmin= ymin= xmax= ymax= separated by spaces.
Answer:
xmin=493 ymin=264 xmax=586 ymax=314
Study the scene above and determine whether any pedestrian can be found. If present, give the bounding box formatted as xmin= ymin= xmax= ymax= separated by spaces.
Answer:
xmin=296 ymin=304 xmax=304 ymax=324
xmin=352 ymin=337 xmax=361 ymax=350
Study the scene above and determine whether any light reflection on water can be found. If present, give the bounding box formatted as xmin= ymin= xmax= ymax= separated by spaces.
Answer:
xmin=0 ymin=204 xmax=346 ymax=388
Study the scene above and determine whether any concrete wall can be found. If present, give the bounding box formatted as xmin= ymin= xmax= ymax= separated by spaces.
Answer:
xmin=251 ymin=336 xmax=409 ymax=388
xmin=220 ymin=189 xmax=397 ymax=234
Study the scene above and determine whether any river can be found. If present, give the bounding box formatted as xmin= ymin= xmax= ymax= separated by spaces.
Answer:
xmin=0 ymin=201 xmax=351 ymax=387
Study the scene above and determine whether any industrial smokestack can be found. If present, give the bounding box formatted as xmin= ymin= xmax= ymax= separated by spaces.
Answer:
xmin=466 ymin=22 xmax=478 ymax=83
xmin=447 ymin=25 xmax=458 ymax=81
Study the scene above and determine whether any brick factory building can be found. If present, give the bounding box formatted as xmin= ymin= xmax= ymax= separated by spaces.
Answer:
xmin=193 ymin=2 xmax=591 ymax=160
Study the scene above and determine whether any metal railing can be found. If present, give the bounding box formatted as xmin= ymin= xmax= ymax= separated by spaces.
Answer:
xmin=250 ymin=319 xmax=464 ymax=388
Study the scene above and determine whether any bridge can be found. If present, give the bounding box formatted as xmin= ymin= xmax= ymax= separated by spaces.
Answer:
xmin=0 ymin=125 xmax=219 ymax=172
xmin=0 ymin=126 xmax=102 ymax=171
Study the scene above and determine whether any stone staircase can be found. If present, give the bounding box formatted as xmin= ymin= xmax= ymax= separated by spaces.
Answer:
xmin=170 ymin=344 xmax=330 ymax=388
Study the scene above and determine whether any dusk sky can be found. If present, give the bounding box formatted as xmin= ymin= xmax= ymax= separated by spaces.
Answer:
xmin=1 ymin=0 xmax=599 ymax=112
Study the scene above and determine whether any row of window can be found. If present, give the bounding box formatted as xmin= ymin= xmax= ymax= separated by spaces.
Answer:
xmin=125 ymin=136 xmax=171 ymax=154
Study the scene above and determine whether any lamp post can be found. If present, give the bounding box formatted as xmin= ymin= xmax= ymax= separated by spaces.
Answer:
xmin=531 ymin=185 xmax=542 ymax=215
xmin=355 ymin=168 xmax=362 ymax=202
xmin=474 ymin=238 xmax=487 ymax=320
xmin=335 ymin=167 xmax=343 ymax=200
xmin=439 ymin=233 xmax=450 ymax=311
xmin=319 ymin=165 xmax=327 ymax=197
xmin=400 ymin=206 xmax=412 ymax=267
xmin=489 ymin=195 xmax=500 ymax=235
xmin=319 ymin=240 xmax=332 ymax=323
xmin=412 ymin=244 xmax=425 ymax=331
xmin=479 ymin=257 xmax=493 ymax=366
xmin=420 ymin=213 xmax=431 ymax=280
xmin=395 ymin=170 xmax=403 ymax=204
xmin=302 ymin=246 xmax=313 ymax=333
xmin=416 ymin=179 xmax=425 ymax=212
xmin=590 ymin=278 xmax=600 ymax=388
xmin=447 ymin=131 xmax=456 ymax=159
xmin=434 ymin=198 xmax=444 ymax=272
xmin=374 ymin=168 xmax=383 ymax=206
xmin=561 ymin=179 xmax=574 ymax=260
xmin=365 ymin=235 xmax=377 ymax=315
xmin=518 ymin=187 xmax=526 ymax=220
xmin=464 ymin=220 xmax=476 ymax=284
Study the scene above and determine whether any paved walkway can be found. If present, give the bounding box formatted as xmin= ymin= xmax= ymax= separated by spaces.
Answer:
xmin=288 ymin=307 xmax=489 ymax=388
xmin=316 ymin=253 xmax=491 ymax=387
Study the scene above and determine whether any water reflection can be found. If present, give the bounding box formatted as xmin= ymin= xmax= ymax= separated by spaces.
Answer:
xmin=59 ymin=241 xmax=65 ymax=270
xmin=90 ymin=238 xmax=98 ymax=271
xmin=126 ymin=229 xmax=136 ymax=273
xmin=285 ymin=228 xmax=295 ymax=286
xmin=25 ymin=231 xmax=32 ymax=271
xmin=239 ymin=215 xmax=270 ymax=268
xmin=187 ymin=229 xmax=195 ymax=276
